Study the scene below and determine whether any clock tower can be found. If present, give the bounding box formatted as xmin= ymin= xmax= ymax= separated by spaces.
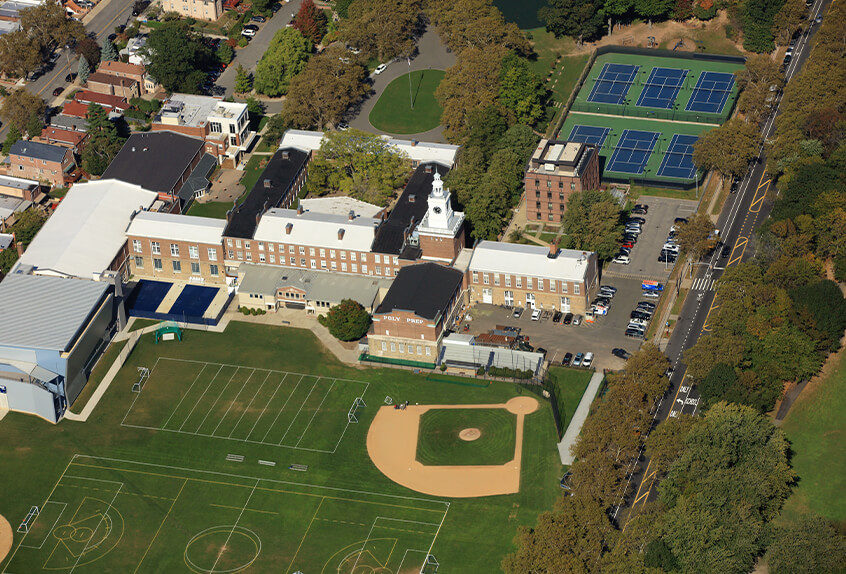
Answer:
xmin=415 ymin=169 xmax=465 ymax=264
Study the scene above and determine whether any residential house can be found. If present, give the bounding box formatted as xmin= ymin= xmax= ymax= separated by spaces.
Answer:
xmin=7 ymin=140 xmax=75 ymax=187
xmin=96 ymin=60 xmax=157 ymax=94
xmin=85 ymin=72 xmax=140 ymax=99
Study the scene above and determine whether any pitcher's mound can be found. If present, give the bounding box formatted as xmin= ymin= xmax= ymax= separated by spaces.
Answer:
xmin=0 ymin=514 xmax=12 ymax=564
xmin=505 ymin=396 xmax=539 ymax=415
xmin=458 ymin=427 xmax=481 ymax=441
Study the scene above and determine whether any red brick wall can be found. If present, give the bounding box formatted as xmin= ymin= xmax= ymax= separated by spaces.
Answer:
xmin=524 ymin=149 xmax=601 ymax=223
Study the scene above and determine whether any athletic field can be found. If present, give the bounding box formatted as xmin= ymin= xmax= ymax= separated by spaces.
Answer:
xmin=0 ymin=322 xmax=561 ymax=573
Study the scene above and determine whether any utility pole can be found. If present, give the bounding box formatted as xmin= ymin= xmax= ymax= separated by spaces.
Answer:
xmin=407 ymin=57 xmax=413 ymax=110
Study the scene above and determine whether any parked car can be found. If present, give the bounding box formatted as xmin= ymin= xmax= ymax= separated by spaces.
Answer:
xmin=336 ymin=122 xmax=349 ymax=131
xmin=629 ymin=317 xmax=648 ymax=327
xmin=65 ymin=73 xmax=76 ymax=82
xmin=599 ymin=285 xmax=617 ymax=296
xmin=572 ymin=353 xmax=584 ymax=367
xmin=582 ymin=352 xmax=594 ymax=368
xmin=552 ymin=310 xmax=562 ymax=323
xmin=572 ymin=314 xmax=582 ymax=325
xmin=512 ymin=307 xmax=524 ymax=318
xmin=611 ymin=348 xmax=631 ymax=360
xmin=633 ymin=203 xmax=649 ymax=212
xmin=625 ymin=328 xmax=645 ymax=339
xmin=674 ymin=217 xmax=688 ymax=225
xmin=631 ymin=311 xmax=652 ymax=321
xmin=561 ymin=352 xmax=573 ymax=366
xmin=658 ymin=253 xmax=677 ymax=263
xmin=251 ymin=15 xmax=266 ymax=22
xmin=562 ymin=312 xmax=574 ymax=325
xmin=531 ymin=308 xmax=541 ymax=321
xmin=241 ymin=27 xmax=257 ymax=37
xmin=52 ymin=87 xmax=63 ymax=96
xmin=613 ymin=254 xmax=630 ymax=264
xmin=721 ymin=244 xmax=731 ymax=258
xmin=637 ymin=301 xmax=656 ymax=310
xmin=374 ymin=63 xmax=388 ymax=74
xmin=536 ymin=347 xmax=548 ymax=357
xmin=620 ymin=241 xmax=635 ymax=250
xmin=642 ymin=290 xmax=660 ymax=299
xmin=627 ymin=217 xmax=646 ymax=225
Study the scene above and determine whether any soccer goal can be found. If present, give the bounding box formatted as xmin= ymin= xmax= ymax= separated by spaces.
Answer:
xmin=18 ymin=506 xmax=39 ymax=533
xmin=347 ymin=397 xmax=366 ymax=423
xmin=132 ymin=366 xmax=150 ymax=393
xmin=420 ymin=554 xmax=439 ymax=573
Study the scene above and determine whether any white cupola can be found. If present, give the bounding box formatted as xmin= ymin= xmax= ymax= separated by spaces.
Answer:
xmin=426 ymin=171 xmax=453 ymax=230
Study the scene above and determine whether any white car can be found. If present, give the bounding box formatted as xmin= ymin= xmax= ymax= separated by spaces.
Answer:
xmin=531 ymin=308 xmax=541 ymax=321
xmin=582 ymin=352 xmax=594 ymax=368
xmin=642 ymin=290 xmax=660 ymax=299
xmin=613 ymin=254 xmax=631 ymax=264
xmin=629 ymin=317 xmax=648 ymax=326
xmin=241 ymin=28 xmax=256 ymax=38
xmin=374 ymin=63 xmax=388 ymax=75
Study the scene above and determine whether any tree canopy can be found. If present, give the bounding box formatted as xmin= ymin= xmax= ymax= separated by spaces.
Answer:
xmin=142 ymin=21 xmax=213 ymax=93
xmin=254 ymin=27 xmax=312 ymax=97
xmin=0 ymin=88 xmax=45 ymax=133
xmin=539 ymin=0 xmax=606 ymax=42
xmin=340 ymin=0 xmax=420 ymax=63
xmin=317 ymin=299 xmax=371 ymax=341
xmin=560 ymin=189 xmax=623 ymax=261
xmin=674 ymin=212 xmax=716 ymax=262
xmin=292 ymin=0 xmax=328 ymax=44
xmin=692 ymin=118 xmax=760 ymax=180
xmin=81 ymin=103 xmax=126 ymax=176
xmin=427 ymin=0 xmax=530 ymax=56
xmin=765 ymin=513 xmax=846 ymax=574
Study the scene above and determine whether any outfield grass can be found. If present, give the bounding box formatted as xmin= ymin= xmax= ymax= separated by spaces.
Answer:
xmin=780 ymin=353 xmax=846 ymax=526
xmin=368 ymin=70 xmax=445 ymax=134
xmin=0 ymin=322 xmax=561 ymax=573
xmin=546 ymin=366 xmax=592 ymax=429
xmin=416 ymin=408 xmax=517 ymax=466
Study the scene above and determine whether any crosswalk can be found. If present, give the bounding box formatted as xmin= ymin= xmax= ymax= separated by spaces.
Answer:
xmin=691 ymin=276 xmax=716 ymax=292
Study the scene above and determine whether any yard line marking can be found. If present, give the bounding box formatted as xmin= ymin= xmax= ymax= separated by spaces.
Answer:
xmin=351 ymin=516 xmax=380 ymax=573
xmin=177 ymin=364 xmax=223 ymax=431
xmin=163 ymin=363 xmax=208 ymax=430
xmin=134 ymin=479 xmax=186 ymax=574
xmin=194 ymin=367 xmax=241 ymax=433
xmin=210 ymin=503 xmax=279 ymax=515
xmin=286 ymin=497 xmax=325 ymax=574
xmin=158 ymin=356 xmax=365 ymax=385
xmin=210 ymin=480 xmax=259 ymax=574
xmin=212 ymin=368 xmax=257 ymax=436
xmin=246 ymin=372 xmax=289 ymax=442
xmin=261 ymin=375 xmax=305 ymax=443
xmin=229 ymin=370 xmax=272 ymax=439
xmin=294 ymin=379 xmax=336 ymax=448
xmin=68 ymin=482 xmax=123 ymax=574
xmin=278 ymin=377 xmax=320 ymax=446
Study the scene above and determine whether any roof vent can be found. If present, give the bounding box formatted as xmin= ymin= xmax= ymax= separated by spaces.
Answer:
xmin=282 ymin=150 xmax=289 ymax=160
xmin=263 ymin=179 xmax=271 ymax=188
xmin=296 ymin=204 xmax=304 ymax=215
xmin=338 ymin=228 xmax=345 ymax=240
xmin=548 ymin=243 xmax=558 ymax=259
xmin=348 ymin=210 xmax=355 ymax=221
xmin=424 ymin=164 xmax=432 ymax=173
xmin=285 ymin=222 xmax=293 ymax=234
xmin=408 ymin=194 xmax=415 ymax=203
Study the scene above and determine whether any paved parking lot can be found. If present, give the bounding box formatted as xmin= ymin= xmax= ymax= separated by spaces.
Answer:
xmin=604 ymin=196 xmax=698 ymax=281
xmin=462 ymin=277 xmax=661 ymax=371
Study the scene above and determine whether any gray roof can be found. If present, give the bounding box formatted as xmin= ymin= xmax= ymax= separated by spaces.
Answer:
xmin=238 ymin=264 xmax=391 ymax=309
xmin=50 ymin=114 xmax=89 ymax=132
xmin=101 ymin=131 xmax=205 ymax=193
xmin=9 ymin=140 xmax=68 ymax=163
xmin=0 ymin=274 xmax=110 ymax=351
xmin=441 ymin=335 xmax=544 ymax=374
xmin=177 ymin=153 xmax=217 ymax=202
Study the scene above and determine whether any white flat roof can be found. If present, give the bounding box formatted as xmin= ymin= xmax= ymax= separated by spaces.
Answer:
xmin=253 ymin=208 xmax=378 ymax=252
xmin=127 ymin=210 xmax=226 ymax=244
xmin=298 ymin=196 xmax=383 ymax=219
xmin=15 ymin=179 xmax=157 ymax=279
xmin=469 ymin=241 xmax=593 ymax=282
xmin=279 ymin=129 xmax=459 ymax=167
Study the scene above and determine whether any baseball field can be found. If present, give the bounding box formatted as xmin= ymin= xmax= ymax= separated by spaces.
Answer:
xmin=0 ymin=321 xmax=566 ymax=573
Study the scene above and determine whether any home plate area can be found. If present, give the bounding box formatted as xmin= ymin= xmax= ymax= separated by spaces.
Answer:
xmin=121 ymin=358 xmax=369 ymax=453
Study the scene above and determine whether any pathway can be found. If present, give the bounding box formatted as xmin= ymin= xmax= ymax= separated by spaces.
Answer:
xmin=557 ymin=371 xmax=604 ymax=465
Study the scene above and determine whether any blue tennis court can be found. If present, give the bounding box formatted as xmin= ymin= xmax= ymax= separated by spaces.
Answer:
xmin=169 ymin=285 xmax=219 ymax=318
xmin=587 ymin=63 xmax=639 ymax=105
xmin=636 ymin=67 xmax=688 ymax=109
xmin=607 ymin=130 xmax=660 ymax=174
xmin=685 ymin=71 xmax=735 ymax=113
xmin=657 ymin=134 xmax=699 ymax=179
xmin=567 ymin=125 xmax=611 ymax=148
xmin=126 ymin=280 xmax=171 ymax=314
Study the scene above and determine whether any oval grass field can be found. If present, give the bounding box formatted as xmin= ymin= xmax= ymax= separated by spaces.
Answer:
xmin=368 ymin=69 xmax=445 ymax=135
xmin=415 ymin=408 xmax=517 ymax=466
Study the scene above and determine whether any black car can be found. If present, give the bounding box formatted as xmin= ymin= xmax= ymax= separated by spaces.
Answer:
xmin=552 ymin=310 xmax=562 ymax=323
xmin=633 ymin=203 xmax=648 ymax=211
xmin=627 ymin=217 xmax=646 ymax=225
xmin=65 ymin=73 xmax=76 ymax=82
xmin=536 ymin=347 xmax=548 ymax=357
xmin=674 ymin=217 xmax=688 ymax=225
xmin=562 ymin=312 xmax=574 ymax=325
xmin=721 ymin=244 xmax=731 ymax=258
xmin=637 ymin=301 xmax=656 ymax=310
xmin=108 ymin=33 xmax=117 ymax=41
xmin=611 ymin=348 xmax=631 ymax=360
xmin=561 ymin=352 xmax=573 ymax=366
xmin=631 ymin=311 xmax=651 ymax=321
xmin=251 ymin=15 xmax=266 ymax=22
xmin=730 ymin=179 xmax=740 ymax=194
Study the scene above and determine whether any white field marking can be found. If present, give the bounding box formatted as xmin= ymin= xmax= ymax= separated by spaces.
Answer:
xmin=193 ymin=367 xmax=242 ymax=433
xmin=176 ymin=364 xmax=224 ymax=432
xmin=209 ymin=480 xmax=258 ymax=574
xmin=350 ymin=517 xmax=379 ymax=573
xmin=162 ymin=362 xmax=208 ymax=429
xmin=67 ymin=483 xmax=123 ymax=574
xmin=278 ymin=377 xmax=320 ymax=446
xmin=330 ymin=382 xmax=371 ymax=452
xmin=397 ymin=549 xmax=429 ymax=574
xmin=19 ymin=501 xmax=67 ymax=550
xmin=246 ymin=372 xmax=290 ymax=441
xmin=294 ymin=379 xmax=336 ymax=448
xmin=260 ymin=374 xmax=305 ymax=443
xmin=120 ymin=357 xmax=163 ymax=427
xmin=156 ymin=357 xmax=366 ymax=385
xmin=421 ymin=502 xmax=450 ymax=571
xmin=228 ymin=370 xmax=273 ymax=438
xmin=212 ymin=368 xmax=257 ymax=435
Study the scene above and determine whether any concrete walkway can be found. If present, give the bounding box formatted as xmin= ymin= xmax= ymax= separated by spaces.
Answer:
xmin=557 ymin=371 xmax=604 ymax=465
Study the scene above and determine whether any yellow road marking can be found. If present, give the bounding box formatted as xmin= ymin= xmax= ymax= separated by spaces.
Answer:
xmin=726 ymin=236 xmax=748 ymax=267
xmin=749 ymin=177 xmax=769 ymax=213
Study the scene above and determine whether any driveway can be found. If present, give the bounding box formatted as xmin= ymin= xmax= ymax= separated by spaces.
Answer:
xmin=345 ymin=27 xmax=454 ymax=142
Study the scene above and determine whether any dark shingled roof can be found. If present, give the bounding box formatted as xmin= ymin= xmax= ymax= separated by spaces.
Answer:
xmin=9 ymin=140 xmax=68 ymax=163
xmin=375 ymin=262 xmax=463 ymax=321
xmin=177 ymin=153 xmax=217 ymax=204
xmin=372 ymin=163 xmax=450 ymax=256
xmin=223 ymin=148 xmax=309 ymax=239
xmin=101 ymin=131 xmax=204 ymax=193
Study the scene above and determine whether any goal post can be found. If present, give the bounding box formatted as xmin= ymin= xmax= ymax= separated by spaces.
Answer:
xmin=420 ymin=554 xmax=439 ymax=574
xmin=347 ymin=396 xmax=366 ymax=423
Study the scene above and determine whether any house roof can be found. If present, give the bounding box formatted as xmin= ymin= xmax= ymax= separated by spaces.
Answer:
xmin=177 ymin=153 xmax=217 ymax=202
xmin=0 ymin=273 xmax=110 ymax=352
xmin=97 ymin=60 xmax=145 ymax=76
xmin=40 ymin=127 xmax=87 ymax=147
xmin=74 ymin=90 xmax=128 ymax=109
xmin=61 ymin=100 xmax=90 ymax=118
xmin=9 ymin=140 xmax=68 ymax=163
xmin=101 ymin=132 xmax=205 ymax=193
xmin=127 ymin=210 xmax=226 ymax=244
xmin=253 ymin=207 xmax=378 ymax=252
xmin=298 ymin=196 xmax=383 ymax=219
xmin=15 ymin=179 xmax=157 ymax=279
xmin=375 ymin=262 xmax=463 ymax=321
xmin=469 ymin=241 xmax=593 ymax=282
xmin=223 ymin=148 xmax=309 ymax=239
xmin=50 ymin=114 xmax=88 ymax=132
xmin=86 ymin=72 xmax=136 ymax=87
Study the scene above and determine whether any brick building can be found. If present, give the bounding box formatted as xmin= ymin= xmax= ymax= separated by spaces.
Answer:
xmin=524 ymin=139 xmax=600 ymax=223
xmin=85 ymin=72 xmax=140 ymax=99
xmin=367 ymin=263 xmax=465 ymax=365
xmin=7 ymin=140 xmax=75 ymax=187
xmin=96 ymin=60 xmax=156 ymax=94
xmin=467 ymin=241 xmax=599 ymax=314
xmin=126 ymin=211 xmax=226 ymax=284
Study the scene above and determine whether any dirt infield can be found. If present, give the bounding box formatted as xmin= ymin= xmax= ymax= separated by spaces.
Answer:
xmin=459 ymin=427 xmax=482 ymax=441
xmin=0 ymin=514 xmax=12 ymax=564
xmin=366 ymin=397 xmax=539 ymax=498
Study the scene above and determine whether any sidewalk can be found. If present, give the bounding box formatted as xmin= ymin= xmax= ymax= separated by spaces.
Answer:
xmin=557 ymin=371 xmax=604 ymax=465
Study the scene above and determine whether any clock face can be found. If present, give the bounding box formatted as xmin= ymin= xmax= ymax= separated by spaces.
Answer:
xmin=433 ymin=207 xmax=442 ymax=214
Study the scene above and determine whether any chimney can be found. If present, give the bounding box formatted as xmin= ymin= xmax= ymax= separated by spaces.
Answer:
xmin=348 ymin=210 xmax=355 ymax=221
xmin=424 ymin=164 xmax=432 ymax=173
xmin=547 ymin=242 xmax=558 ymax=259
xmin=263 ymin=178 xmax=271 ymax=188
xmin=338 ymin=228 xmax=345 ymax=240
xmin=408 ymin=194 xmax=415 ymax=203
xmin=226 ymin=209 xmax=232 ymax=222
xmin=282 ymin=150 xmax=289 ymax=160
xmin=296 ymin=204 xmax=304 ymax=215
xmin=15 ymin=239 xmax=24 ymax=257
xmin=285 ymin=223 xmax=293 ymax=234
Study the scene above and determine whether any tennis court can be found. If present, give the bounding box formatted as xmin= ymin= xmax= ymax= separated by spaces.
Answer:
xmin=567 ymin=125 xmax=611 ymax=148
xmin=586 ymin=63 xmax=639 ymax=105
xmin=685 ymin=71 xmax=736 ymax=113
xmin=606 ymin=130 xmax=660 ymax=175
xmin=126 ymin=280 xmax=171 ymax=314
xmin=636 ymin=67 xmax=689 ymax=109
xmin=170 ymin=285 xmax=219 ymax=317
xmin=656 ymin=134 xmax=699 ymax=179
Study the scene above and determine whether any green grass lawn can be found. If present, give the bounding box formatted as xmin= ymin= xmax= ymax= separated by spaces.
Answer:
xmin=546 ymin=366 xmax=593 ymax=430
xmin=186 ymin=199 xmax=237 ymax=219
xmin=369 ymin=70 xmax=445 ymax=134
xmin=0 ymin=322 xmax=562 ymax=573
xmin=630 ymin=183 xmax=701 ymax=201
xmin=128 ymin=318 xmax=161 ymax=332
xmin=67 ymin=339 xmax=127 ymax=415
xmin=416 ymin=408 xmax=517 ymax=466
xmin=780 ymin=354 xmax=846 ymax=526
xmin=187 ymin=156 xmax=265 ymax=219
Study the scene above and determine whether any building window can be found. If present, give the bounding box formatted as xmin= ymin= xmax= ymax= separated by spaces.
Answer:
xmin=309 ymin=247 xmax=315 ymax=256
xmin=504 ymin=290 xmax=514 ymax=305
xmin=331 ymin=261 xmax=337 ymax=270
xmin=269 ymin=254 xmax=275 ymax=263
xmin=574 ymin=284 xmax=580 ymax=295
xmin=151 ymin=241 xmax=161 ymax=255
xmin=246 ymin=252 xmax=252 ymax=261
xmin=341 ymin=262 xmax=347 ymax=272
xmin=321 ymin=260 xmax=327 ymax=269
xmin=311 ymin=260 xmax=317 ymax=269
xmin=258 ymin=242 xmax=264 ymax=251
xmin=494 ymin=275 xmax=500 ymax=286
xmin=393 ymin=257 xmax=398 ymax=265
xmin=351 ymin=264 xmax=358 ymax=273
xmin=516 ymin=277 xmax=522 ymax=288
xmin=559 ymin=182 xmax=564 ymax=189
xmin=547 ymin=180 xmax=551 ymax=188
xmin=472 ymin=271 xmax=479 ymax=284
xmin=236 ymin=239 xmax=242 ymax=248
xmin=374 ymin=254 xmax=381 ymax=263
xmin=381 ymin=341 xmax=387 ymax=351
xmin=483 ymin=274 xmax=489 ymax=285
xmin=536 ymin=212 xmax=542 ymax=219
xmin=208 ymin=248 xmax=217 ymax=261
xmin=134 ymin=256 xmax=143 ymax=268
xmin=227 ymin=238 xmax=233 ymax=246
xmin=191 ymin=262 xmax=200 ymax=275
xmin=133 ymin=239 xmax=142 ymax=253
xmin=153 ymin=258 xmax=162 ymax=270
xmin=169 ymin=243 xmax=179 ymax=257
xmin=288 ymin=245 xmax=294 ymax=253
xmin=560 ymin=204 xmax=565 ymax=211
xmin=562 ymin=282 xmax=568 ymax=293
xmin=299 ymin=246 xmax=305 ymax=254
xmin=268 ymin=244 xmax=274 ymax=252
xmin=527 ymin=277 xmax=533 ymax=289
xmin=425 ymin=347 xmax=431 ymax=356
xmin=319 ymin=248 xmax=326 ymax=257
xmin=390 ymin=342 xmax=396 ymax=352
xmin=340 ymin=251 xmax=346 ymax=260
xmin=172 ymin=260 xmax=181 ymax=272
xmin=550 ymin=281 xmax=556 ymax=292
xmin=417 ymin=345 xmax=422 ymax=355
xmin=210 ymin=264 xmax=219 ymax=276
xmin=259 ymin=253 xmax=265 ymax=263
xmin=329 ymin=249 xmax=335 ymax=258
xmin=351 ymin=252 xmax=357 ymax=261
xmin=505 ymin=275 xmax=511 ymax=287
xmin=244 ymin=241 xmax=250 ymax=249
xmin=399 ymin=344 xmax=405 ymax=354
xmin=299 ymin=258 xmax=304 ymax=266
xmin=571 ymin=182 xmax=576 ymax=190
xmin=209 ymin=121 xmax=222 ymax=132
xmin=534 ymin=179 xmax=539 ymax=187
xmin=362 ymin=265 xmax=368 ymax=274
xmin=189 ymin=245 xmax=199 ymax=259
xmin=538 ymin=279 xmax=544 ymax=291
xmin=375 ymin=266 xmax=381 ymax=276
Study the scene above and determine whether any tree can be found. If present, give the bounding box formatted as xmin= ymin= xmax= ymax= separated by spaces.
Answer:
xmin=304 ymin=129 xmax=411 ymax=206
xmin=19 ymin=0 xmax=85 ymax=49
xmin=772 ymin=0 xmax=806 ymax=45
xmin=464 ymin=105 xmax=508 ymax=163
xmin=75 ymin=36 xmax=100 ymax=70
xmin=25 ymin=114 xmax=43 ymax=138
xmin=538 ymin=0 xmax=604 ymax=42
xmin=0 ymin=207 xmax=46 ymax=272
xmin=292 ymin=0 xmax=328 ymax=44
xmin=283 ymin=45 xmax=368 ymax=129
xmin=317 ymin=299 xmax=371 ymax=341
xmin=142 ymin=21 xmax=212 ymax=93
xmin=634 ymin=0 xmax=674 ymax=24
xmin=498 ymin=52 xmax=547 ymax=127
xmin=645 ymin=415 xmax=696 ymax=478
xmin=77 ymin=56 xmax=90 ymax=84
xmin=0 ymin=30 xmax=44 ymax=79
xmin=789 ymin=280 xmax=846 ymax=352
xmin=335 ymin=0 xmax=353 ymax=18
xmin=765 ymin=513 xmax=846 ymax=574
xmin=245 ymin=96 xmax=264 ymax=118
xmin=674 ymin=212 xmax=716 ymax=262
xmin=340 ymin=0 xmax=420 ymax=63
xmin=2 ymin=125 xmax=22 ymax=155
xmin=427 ymin=0 xmax=530 ymax=56
xmin=0 ymin=88 xmax=45 ymax=133
xmin=100 ymin=38 xmax=118 ymax=62
xmin=263 ymin=113 xmax=287 ymax=144
xmin=234 ymin=64 xmax=252 ymax=93
xmin=742 ymin=0 xmax=784 ymax=53
xmin=81 ymin=103 xmax=125 ymax=176
xmin=697 ymin=362 xmax=742 ymax=410
xmin=561 ymin=189 xmax=623 ymax=261
xmin=692 ymin=119 xmax=760 ymax=180
xmin=251 ymin=0 xmax=273 ymax=14
xmin=216 ymin=41 xmax=234 ymax=65
xmin=254 ymin=27 xmax=312 ymax=97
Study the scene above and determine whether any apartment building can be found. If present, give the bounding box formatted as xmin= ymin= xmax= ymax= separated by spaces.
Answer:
xmin=7 ymin=140 xmax=75 ymax=187
xmin=97 ymin=60 xmax=157 ymax=94
xmin=467 ymin=241 xmax=599 ymax=314
xmin=524 ymin=139 xmax=600 ymax=223
xmin=85 ymin=72 xmax=140 ymax=99
xmin=161 ymin=0 xmax=222 ymax=20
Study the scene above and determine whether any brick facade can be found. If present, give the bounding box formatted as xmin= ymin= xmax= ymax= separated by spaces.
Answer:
xmin=368 ymin=310 xmax=442 ymax=363
xmin=127 ymin=236 xmax=225 ymax=284
xmin=523 ymin=140 xmax=601 ymax=223
xmin=8 ymin=148 xmax=74 ymax=187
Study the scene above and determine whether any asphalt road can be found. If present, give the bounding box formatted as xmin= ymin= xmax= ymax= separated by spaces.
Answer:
xmin=616 ymin=0 xmax=832 ymax=528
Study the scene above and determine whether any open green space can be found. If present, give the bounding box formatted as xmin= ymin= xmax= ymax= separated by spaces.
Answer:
xmin=186 ymin=198 xmax=238 ymax=219
xmin=546 ymin=367 xmax=592 ymax=430
xmin=67 ymin=339 xmax=127 ymax=415
xmin=369 ymin=69 xmax=445 ymax=134
xmin=629 ymin=183 xmax=701 ymax=201
xmin=780 ymin=354 xmax=846 ymax=526
xmin=0 ymin=322 xmax=561 ymax=573
xmin=416 ymin=408 xmax=517 ymax=466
